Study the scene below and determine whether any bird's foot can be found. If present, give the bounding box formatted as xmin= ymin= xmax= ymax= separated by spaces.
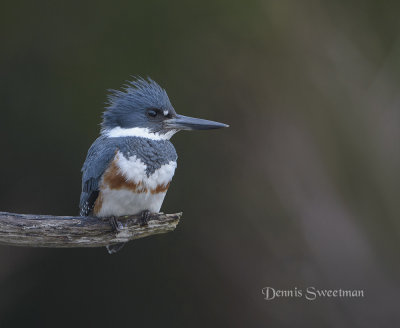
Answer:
xmin=139 ymin=210 xmax=151 ymax=227
xmin=106 ymin=217 xmax=125 ymax=255
xmin=109 ymin=216 xmax=123 ymax=232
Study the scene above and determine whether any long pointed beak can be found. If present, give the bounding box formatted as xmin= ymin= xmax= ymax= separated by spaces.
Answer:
xmin=165 ymin=114 xmax=229 ymax=130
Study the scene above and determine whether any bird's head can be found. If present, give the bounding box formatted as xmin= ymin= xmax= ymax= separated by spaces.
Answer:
xmin=101 ymin=77 xmax=228 ymax=139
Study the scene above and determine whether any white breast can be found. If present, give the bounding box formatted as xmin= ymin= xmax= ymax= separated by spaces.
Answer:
xmin=116 ymin=152 xmax=177 ymax=190
xmin=95 ymin=152 xmax=177 ymax=218
xmin=95 ymin=189 xmax=169 ymax=217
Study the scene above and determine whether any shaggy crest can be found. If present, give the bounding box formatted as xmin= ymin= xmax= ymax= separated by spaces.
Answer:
xmin=102 ymin=77 xmax=174 ymax=130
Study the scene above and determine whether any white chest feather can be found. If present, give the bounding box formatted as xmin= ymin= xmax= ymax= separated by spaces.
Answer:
xmin=116 ymin=153 xmax=177 ymax=190
xmin=94 ymin=151 xmax=177 ymax=217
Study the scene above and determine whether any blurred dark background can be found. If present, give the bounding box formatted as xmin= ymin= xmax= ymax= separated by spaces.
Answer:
xmin=1 ymin=0 xmax=399 ymax=327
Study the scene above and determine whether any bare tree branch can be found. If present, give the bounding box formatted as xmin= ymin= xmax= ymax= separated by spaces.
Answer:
xmin=0 ymin=211 xmax=182 ymax=248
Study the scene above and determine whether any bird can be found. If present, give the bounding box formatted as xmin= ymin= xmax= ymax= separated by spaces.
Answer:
xmin=79 ymin=77 xmax=228 ymax=254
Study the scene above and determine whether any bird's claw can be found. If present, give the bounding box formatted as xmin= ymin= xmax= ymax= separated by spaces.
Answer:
xmin=139 ymin=210 xmax=151 ymax=227
xmin=109 ymin=216 xmax=123 ymax=232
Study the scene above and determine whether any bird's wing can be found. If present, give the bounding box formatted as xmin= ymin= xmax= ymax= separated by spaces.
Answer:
xmin=79 ymin=136 xmax=119 ymax=216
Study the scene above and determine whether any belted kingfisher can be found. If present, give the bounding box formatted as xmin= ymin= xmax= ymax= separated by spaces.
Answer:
xmin=79 ymin=77 xmax=228 ymax=253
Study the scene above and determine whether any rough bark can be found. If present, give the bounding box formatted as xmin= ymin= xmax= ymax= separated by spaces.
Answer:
xmin=0 ymin=211 xmax=182 ymax=248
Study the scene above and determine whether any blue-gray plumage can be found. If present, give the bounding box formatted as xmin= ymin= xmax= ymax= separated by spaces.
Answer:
xmin=80 ymin=135 xmax=177 ymax=216
xmin=80 ymin=77 xmax=228 ymax=253
xmin=103 ymin=78 xmax=175 ymax=131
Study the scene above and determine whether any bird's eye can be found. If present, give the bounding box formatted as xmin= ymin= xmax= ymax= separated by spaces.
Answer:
xmin=147 ymin=109 xmax=157 ymax=117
